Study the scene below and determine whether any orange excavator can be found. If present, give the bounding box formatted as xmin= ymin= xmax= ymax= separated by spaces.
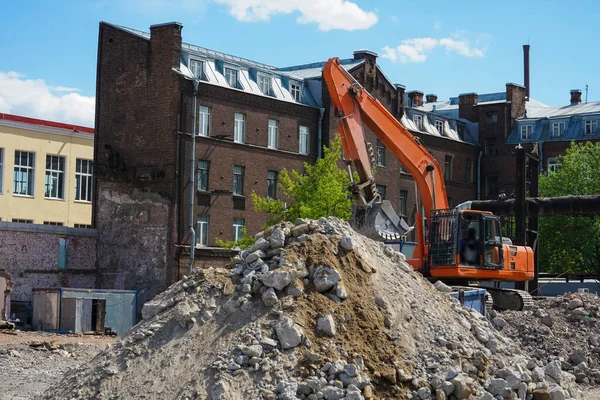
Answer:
xmin=323 ymin=57 xmax=535 ymax=310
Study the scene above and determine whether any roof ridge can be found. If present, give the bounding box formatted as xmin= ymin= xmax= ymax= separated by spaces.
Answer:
xmin=278 ymin=57 xmax=356 ymax=72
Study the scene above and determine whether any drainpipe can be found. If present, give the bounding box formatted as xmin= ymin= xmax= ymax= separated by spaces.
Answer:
xmin=477 ymin=150 xmax=483 ymax=200
xmin=538 ymin=142 xmax=544 ymax=174
xmin=188 ymin=80 xmax=199 ymax=275
xmin=318 ymin=108 xmax=325 ymax=158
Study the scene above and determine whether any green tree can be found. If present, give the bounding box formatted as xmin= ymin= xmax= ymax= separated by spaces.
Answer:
xmin=252 ymin=136 xmax=354 ymax=226
xmin=539 ymin=141 xmax=600 ymax=274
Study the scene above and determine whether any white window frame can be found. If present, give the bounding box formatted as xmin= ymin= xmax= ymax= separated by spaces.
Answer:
xmin=290 ymin=83 xmax=301 ymax=102
xmin=552 ymin=122 xmax=565 ymax=137
xmin=585 ymin=120 xmax=597 ymax=135
xmin=299 ymin=126 xmax=309 ymax=155
xmin=198 ymin=106 xmax=210 ymax=137
xmin=224 ymin=67 xmax=238 ymax=88
xmin=197 ymin=160 xmax=209 ymax=191
xmin=435 ymin=120 xmax=444 ymax=134
xmin=234 ymin=113 xmax=245 ymax=143
xmin=75 ymin=158 xmax=93 ymax=202
xmin=14 ymin=150 xmax=35 ymax=197
xmin=74 ymin=224 xmax=92 ymax=229
xmin=233 ymin=165 xmax=245 ymax=196
xmin=413 ymin=114 xmax=423 ymax=130
xmin=547 ymin=157 xmax=560 ymax=173
xmin=12 ymin=219 xmax=33 ymax=224
xmin=196 ymin=215 xmax=209 ymax=246
xmin=0 ymin=148 xmax=3 ymax=194
xmin=233 ymin=218 xmax=245 ymax=242
xmin=189 ymin=59 xmax=204 ymax=80
xmin=45 ymin=155 xmax=66 ymax=200
xmin=43 ymin=221 xmax=63 ymax=226
xmin=257 ymin=74 xmax=272 ymax=95
xmin=268 ymin=119 xmax=279 ymax=149
xmin=521 ymin=125 xmax=533 ymax=140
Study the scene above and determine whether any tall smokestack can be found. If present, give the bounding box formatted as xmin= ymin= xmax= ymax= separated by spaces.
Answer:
xmin=523 ymin=44 xmax=530 ymax=100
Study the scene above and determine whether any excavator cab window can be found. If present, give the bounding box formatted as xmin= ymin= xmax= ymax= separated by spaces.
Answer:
xmin=458 ymin=214 xmax=481 ymax=267
xmin=482 ymin=215 xmax=504 ymax=269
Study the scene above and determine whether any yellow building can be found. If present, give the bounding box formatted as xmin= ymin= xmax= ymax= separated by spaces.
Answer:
xmin=0 ymin=113 xmax=94 ymax=227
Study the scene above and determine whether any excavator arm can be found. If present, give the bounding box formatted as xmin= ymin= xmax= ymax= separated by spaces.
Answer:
xmin=323 ymin=57 xmax=449 ymax=239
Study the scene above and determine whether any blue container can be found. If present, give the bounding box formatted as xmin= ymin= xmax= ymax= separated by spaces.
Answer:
xmin=448 ymin=288 xmax=487 ymax=316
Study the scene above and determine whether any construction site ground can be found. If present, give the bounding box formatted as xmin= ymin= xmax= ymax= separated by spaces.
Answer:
xmin=0 ymin=331 xmax=115 ymax=400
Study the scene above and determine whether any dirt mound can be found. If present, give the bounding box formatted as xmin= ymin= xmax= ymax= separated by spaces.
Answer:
xmin=499 ymin=292 xmax=600 ymax=387
xmin=39 ymin=218 xmax=582 ymax=400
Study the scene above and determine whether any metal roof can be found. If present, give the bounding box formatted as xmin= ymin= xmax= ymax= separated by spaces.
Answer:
xmin=524 ymin=100 xmax=600 ymax=118
xmin=277 ymin=59 xmax=364 ymax=80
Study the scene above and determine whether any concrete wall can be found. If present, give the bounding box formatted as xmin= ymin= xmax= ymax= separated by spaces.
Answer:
xmin=0 ymin=121 xmax=93 ymax=226
xmin=0 ymin=223 xmax=96 ymax=301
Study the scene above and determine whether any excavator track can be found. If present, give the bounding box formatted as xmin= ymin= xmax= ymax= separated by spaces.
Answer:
xmin=482 ymin=287 xmax=534 ymax=311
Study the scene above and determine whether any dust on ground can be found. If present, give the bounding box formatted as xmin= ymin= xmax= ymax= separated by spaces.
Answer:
xmin=0 ymin=331 xmax=114 ymax=400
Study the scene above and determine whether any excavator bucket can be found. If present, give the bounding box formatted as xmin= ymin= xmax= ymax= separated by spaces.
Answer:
xmin=349 ymin=200 xmax=411 ymax=241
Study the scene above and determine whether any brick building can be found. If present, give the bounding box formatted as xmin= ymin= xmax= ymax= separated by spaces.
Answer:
xmin=93 ymin=21 xmax=481 ymax=299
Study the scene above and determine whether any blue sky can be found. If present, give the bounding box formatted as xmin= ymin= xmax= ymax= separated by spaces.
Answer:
xmin=1 ymin=0 xmax=598 ymax=126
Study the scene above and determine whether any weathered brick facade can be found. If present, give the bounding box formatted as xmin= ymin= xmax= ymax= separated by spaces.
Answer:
xmin=94 ymin=21 xmax=485 ymax=298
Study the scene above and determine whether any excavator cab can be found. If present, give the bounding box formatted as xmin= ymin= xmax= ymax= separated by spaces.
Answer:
xmin=457 ymin=211 xmax=504 ymax=269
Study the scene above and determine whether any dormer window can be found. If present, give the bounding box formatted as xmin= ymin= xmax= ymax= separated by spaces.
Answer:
xmin=521 ymin=125 xmax=533 ymax=140
xmin=189 ymin=59 xmax=204 ymax=80
xmin=290 ymin=83 xmax=301 ymax=102
xmin=435 ymin=120 xmax=444 ymax=134
xmin=224 ymin=67 xmax=239 ymax=88
xmin=258 ymin=74 xmax=272 ymax=95
xmin=413 ymin=114 xmax=423 ymax=130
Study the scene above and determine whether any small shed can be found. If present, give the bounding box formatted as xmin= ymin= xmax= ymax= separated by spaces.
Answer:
xmin=32 ymin=288 xmax=137 ymax=336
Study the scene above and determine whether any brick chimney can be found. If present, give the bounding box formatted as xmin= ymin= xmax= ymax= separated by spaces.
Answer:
xmin=407 ymin=90 xmax=424 ymax=107
xmin=353 ymin=50 xmax=378 ymax=90
xmin=150 ymin=22 xmax=183 ymax=71
xmin=395 ymin=84 xmax=406 ymax=118
xmin=426 ymin=94 xmax=438 ymax=103
xmin=570 ymin=89 xmax=582 ymax=104
xmin=506 ymin=83 xmax=526 ymax=119
xmin=458 ymin=92 xmax=478 ymax=121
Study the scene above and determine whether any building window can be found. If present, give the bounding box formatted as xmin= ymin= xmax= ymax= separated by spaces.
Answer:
xmin=233 ymin=165 xmax=245 ymax=195
xmin=45 ymin=155 xmax=65 ymax=200
xmin=486 ymin=176 xmax=499 ymax=198
xmin=399 ymin=162 xmax=408 ymax=173
xmin=521 ymin=125 xmax=533 ymax=140
xmin=75 ymin=159 xmax=93 ymax=202
xmin=465 ymin=159 xmax=473 ymax=184
xmin=376 ymin=139 xmax=386 ymax=166
xmin=268 ymin=119 xmax=278 ymax=149
xmin=224 ymin=67 xmax=238 ymax=88
xmin=585 ymin=120 xmax=597 ymax=135
xmin=44 ymin=221 xmax=63 ymax=226
xmin=267 ymin=170 xmax=278 ymax=199
xmin=547 ymin=157 xmax=560 ymax=173
xmin=197 ymin=160 xmax=209 ymax=191
xmin=485 ymin=137 xmax=497 ymax=155
xmin=399 ymin=190 xmax=408 ymax=217
xmin=299 ymin=126 xmax=309 ymax=155
xmin=233 ymin=218 xmax=245 ymax=242
xmin=74 ymin=224 xmax=92 ymax=229
xmin=376 ymin=184 xmax=386 ymax=200
xmin=12 ymin=219 xmax=33 ymax=224
xmin=435 ymin=120 xmax=444 ymax=134
xmin=0 ymin=148 xmax=3 ymax=193
xmin=14 ymin=151 xmax=35 ymax=196
xmin=196 ymin=215 xmax=209 ymax=246
xmin=258 ymin=74 xmax=272 ymax=95
xmin=190 ymin=59 xmax=204 ymax=79
xmin=552 ymin=122 xmax=565 ymax=137
xmin=444 ymin=155 xmax=452 ymax=181
xmin=456 ymin=124 xmax=465 ymax=140
xmin=485 ymin=111 xmax=498 ymax=124
xmin=234 ymin=113 xmax=245 ymax=143
xmin=413 ymin=114 xmax=423 ymax=130
xmin=290 ymin=83 xmax=301 ymax=102
xmin=198 ymin=106 xmax=210 ymax=137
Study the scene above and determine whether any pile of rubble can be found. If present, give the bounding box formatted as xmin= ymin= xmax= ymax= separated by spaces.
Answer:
xmin=41 ymin=218 xmax=582 ymax=399
xmin=499 ymin=292 xmax=600 ymax=388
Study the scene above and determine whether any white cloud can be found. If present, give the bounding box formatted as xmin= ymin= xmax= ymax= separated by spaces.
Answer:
xmin=213 ymin=0 xmax=378 ymax=31
xmin=381 ymin=34 xmax=486 ymax=63
xmin=0 ymin=72 xmax=95 ymax=127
